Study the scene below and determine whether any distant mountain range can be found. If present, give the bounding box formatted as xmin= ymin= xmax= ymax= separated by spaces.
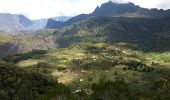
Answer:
xmin=1 ymin=1 xmax=170 ymax=57
xmin=45 ymin=1 xmax=170 ymax=29
xmin=1 ymin=1 xmax=170 ymax=32
xmin=0 ymin=13 xmax=71 ymax=33
xmin=31 ymin=16 xmax=72 ymax=30
xmin=0 ymin=13 xmax=32 ymax=32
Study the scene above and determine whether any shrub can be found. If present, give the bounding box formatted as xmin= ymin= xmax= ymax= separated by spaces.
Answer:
xmin=85 ymin=46 xmax=103 ymax=54
xmin=0 ymin=62 xmax=67 ymax=100
xmin=91 ymin=79 xmax=135 ymax=100
xmin=152 ymin=78 xmax=170 ymax=100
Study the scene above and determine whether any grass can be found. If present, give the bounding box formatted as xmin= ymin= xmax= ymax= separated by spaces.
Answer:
xmin=147 ymin=52 xmax=170 ymax=65
xmin=0 ymin=35 xmax=12 ymax=43
xmin=16 ymin=59 xmax=42 ymax=67
xmin=0 ymin=34 xmax=34 ymax=44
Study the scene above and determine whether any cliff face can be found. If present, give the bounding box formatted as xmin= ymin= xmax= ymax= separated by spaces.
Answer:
xmin=0 ymin=35 xmax=57 ymax=58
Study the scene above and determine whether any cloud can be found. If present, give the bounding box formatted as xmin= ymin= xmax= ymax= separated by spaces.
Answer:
xmin=113 ymin=0 xmax=170 ymax=9
xmin=0 ymin=0 xmax=169 ymax=19
xmin=0 ymin=0 xmax=107 ymax=19
xmin=156 ymin=0 xmax=170 ymax=9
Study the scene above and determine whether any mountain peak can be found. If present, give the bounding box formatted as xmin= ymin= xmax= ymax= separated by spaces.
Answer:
xmin=45 ymin=1 xmax=170 ymax=29
xmin=91 ymin=1 xmax=139 ymax=16
xmin=108 ymin=0 xmax=113 ymax=4
xmin=45 ymin=18 xmax=63 ymax=29
xmin=103 ymin=0 xmax=134 ymax=5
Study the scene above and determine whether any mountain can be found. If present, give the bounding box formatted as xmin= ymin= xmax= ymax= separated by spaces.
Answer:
xmin=0 ymin=31 xmax=56 ymax=58
xmin=0 ymin=13 xmax=32 ymax=32
xmin=54 ymin=16 xmax=170 ymax=51
xmin=45 ymin=14 xmax=89 ymax=29
xmin=32 ymin=16 xmax=71 ymax=30
xmin=2 ymin=1 xmax=170 ymax=99
xmin=45 ymin=19 xmax=63 ymax=29
xmin=53 ymin=16 xmax=72 ymax=22
xmin=91 ymin=1 xmax=170 ymax=17
xmin=0 ymin=13 xmax=71 ymax=33
xmin=18 ymin=15 xmax=33 ymax=27
xmin=91 ymin=1 xmax=141 ymax=16
xmin=45 ymin=1 xmax=170 ymax=29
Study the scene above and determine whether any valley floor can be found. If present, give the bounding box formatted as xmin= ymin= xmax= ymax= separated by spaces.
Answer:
xmin=1 ymin=42 xmax=170 ymax=100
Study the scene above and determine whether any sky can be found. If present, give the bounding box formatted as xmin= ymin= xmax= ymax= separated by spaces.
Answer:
xmin=0 ymin=0 xmax=169 ymax=19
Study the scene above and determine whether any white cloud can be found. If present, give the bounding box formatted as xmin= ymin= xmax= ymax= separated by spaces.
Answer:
xmin=0 ymin=0 xmax=169 ymax=19
xmin=112 ymin=0 xmax=170 ymax=9
xmin=0 ymin=0 xmax=107 ymax=19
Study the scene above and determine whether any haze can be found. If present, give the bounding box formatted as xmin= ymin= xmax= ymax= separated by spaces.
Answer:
xmin=0 ymin=0 xmax=170 ymax=19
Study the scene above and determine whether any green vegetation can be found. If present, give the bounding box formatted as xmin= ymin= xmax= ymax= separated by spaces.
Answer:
xmin=0 ymin=61 xmax=71 ymax=100
xmin=54 ymin=17 xmax=170 ymax=51
xmin=0 ymin=33 xmax=55 ymax=58
xmin=2 ymin=41 xmax=170 ymax=100
xmin=4 ymin=42 xmax=152 ymax=72
xmin=1 ymin=16 xmax=170 ymax=100
xmin=91 ymin=79 xmax=135 ymax=100
xmin=0 ymin=35 xmax=12 ymax=43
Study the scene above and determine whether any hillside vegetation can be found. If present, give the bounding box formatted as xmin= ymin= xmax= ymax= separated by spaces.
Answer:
xmin=3 ymin=42 xmax=170 ymax=100
xmin=1 ymin=1 xmax=170 ymax=99
xmin=1 ymin=16 xmax=170 ymax=100
xmin=0 ymin=60 xmax=74 ymax=100
xmin=54 ymin=17 xmax=170 ymax=51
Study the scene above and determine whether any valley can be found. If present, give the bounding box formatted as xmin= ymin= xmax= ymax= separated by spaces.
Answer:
xmin=0 ymin=1 xmax=170 ymax=100
xmin=2 ymin=42 xmax=170 ymax=100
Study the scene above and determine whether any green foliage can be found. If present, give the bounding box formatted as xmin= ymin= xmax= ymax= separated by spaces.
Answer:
xmin=85 ymin=45 xmax=103 ymax=54
xmin=121 ymin=60 xmax=154 ymax=72
xmin=3 ymin=42 xmax=170 ymax=100
xmin=0 ymin=62 xmax=69 ymax=100
xmin=152 ymin=78 xmax=170 ymax=100
xmin=91 ymin=79 xmax=135 ymax=100
xmin=55 ymin=17 xmax=170 ymax=51
xmin=0 ymin=35 xmax=12 ymax=43
xmin=37 ymin=83 xmax=72 ymax=100
xmin=3 ymin=50 xmax=47 ymax=63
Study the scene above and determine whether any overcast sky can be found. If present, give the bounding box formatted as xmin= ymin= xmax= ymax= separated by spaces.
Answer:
xmin=0 ymin=0 xmax=169 ymax=19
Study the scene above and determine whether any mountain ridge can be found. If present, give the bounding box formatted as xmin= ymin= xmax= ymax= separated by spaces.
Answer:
xmin=54 ymin=16 xmax=170 ymax=51
xmin=0 ymin=13 xmax=71 ymax=33
xmin=45 ymin=1 xmax=170 ymax=29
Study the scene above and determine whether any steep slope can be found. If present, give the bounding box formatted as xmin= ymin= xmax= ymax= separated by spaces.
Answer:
xmin=0 ymin=32 xmax=57 ymax=58
xmin=54 ymin=17 xmax=170 ymax=51
xmin=0 ymin=13 xmax=71 ymax=32
xmin=91 ymin=1 xmax=141 ymax=16
xmin=31 ymin=16 xmax=71 ymax=30
xmin=45 ymin=14 xmax=89 ymax=29
xmin=53 ymin=16 xmax=72 ymax=22
xmin=18 ymin=15 xmax=33 ymax=27
xmin=91 ymin=1 xmax=170 ymax=17
xmin=45 ymin=19 xmax=63 ymax=29
xmin=45 ymin=1 xmax=170 ymax=29
xmin=0 ymin=13 xmax=32 ymax=32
